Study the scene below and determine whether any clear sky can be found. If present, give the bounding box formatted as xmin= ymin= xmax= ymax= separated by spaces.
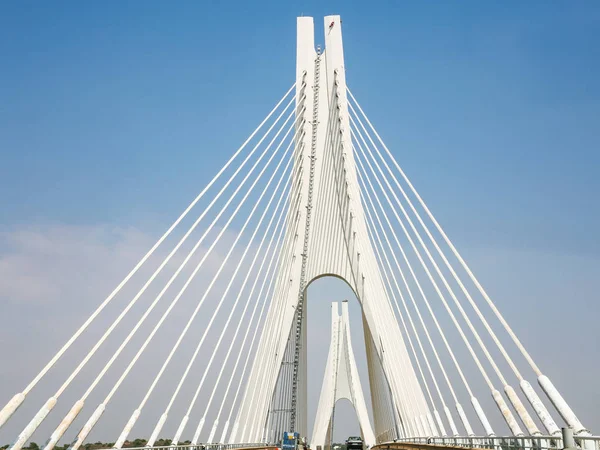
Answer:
xmin=1 ymin=0 xmax=599 ymax=445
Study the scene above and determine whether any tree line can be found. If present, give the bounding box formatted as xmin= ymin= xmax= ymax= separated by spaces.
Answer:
xmin=0 ymin=439 xmax=195 ymax=450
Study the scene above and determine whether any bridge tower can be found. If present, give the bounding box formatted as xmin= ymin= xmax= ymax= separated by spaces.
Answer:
xmin=231 ymin=16 xmax=433 ymax=444
xmin=312 ymin=301 xmax=376 ymax=449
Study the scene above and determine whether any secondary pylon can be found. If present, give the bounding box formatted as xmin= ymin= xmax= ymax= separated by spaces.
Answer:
xmin=312 ymin=301 xmax=375 ymax=450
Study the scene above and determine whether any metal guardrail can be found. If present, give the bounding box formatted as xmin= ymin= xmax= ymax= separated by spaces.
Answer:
xmin=380 ymin=435 xmax=600 ymax=450
xmin=97 ymin=444 xmax=274 ymax=450
xmin=93 ymin=437 xmax=600 ymax=450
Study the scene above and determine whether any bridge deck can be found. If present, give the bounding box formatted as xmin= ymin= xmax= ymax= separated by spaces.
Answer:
xmin=373 ymin=443 xmax=487 ymax=450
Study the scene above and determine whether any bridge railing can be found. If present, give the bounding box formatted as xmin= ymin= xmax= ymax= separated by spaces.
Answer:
xmin=380 ymin=435 xmax=600 ymax=450
xmin=98 ymin=444 xmax=274 ymax=450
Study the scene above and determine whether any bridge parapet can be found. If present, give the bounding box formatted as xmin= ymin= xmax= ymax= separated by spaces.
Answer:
xmin=96 ymin=444 xmax=277 ymax=450
xmin=374 ymin=435 xmax=600 ymax=450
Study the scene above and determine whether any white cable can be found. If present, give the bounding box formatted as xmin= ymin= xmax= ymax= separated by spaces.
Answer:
xmin=360 ymin=185 xmax=450 ymax=436
xmin=355 ymin=178 xmax=425 ymax=434
xmin=362 ymin=180 xmax=450 ymax=435
xmin=355 ymin=124 xmax=511 ymax=435
xmin=224 ymin=179 xmax=304 ymax=442
xmin=351 ymin=106 xmax=542 ymax=436
xmin=254 ymin=90 xmax=349 ymax=440
xmin=360 ymin=175 xmax=441 ymax=412
xmin=356 ymin=106 xmax=521 ymax=383
xmin=253 ymin=88 xmax=350 ymax=439
xmin=355 ymin=90 xmax=584 ymax=436
xmin=213 ymin=172 xmax=295 ymax=443
xmin=242 ymin=245 xmax=297 ymax=441
xmin=116 ymin=172 xmax=290 ymax=446
xmin=0 ymin=84 xmax=296 ymax=434
xmin=6 ymin=91 xmax=298 ymax=450
xmin=243 ymin=146 xmax=314 ymax=439
xmin=230 ymin=211 xmax=301 ymax=444
xmin=63 ymin=92 xmax=296 ymax=402
xmin=272 ymin=339 xmax=294 ymax=441
xmin=248 ymin=90 xmax=330 ymax=441
xmin=320 ymin=114 xmax=422 ymax=433
xmin=354 ymin=137 xmax=468 ymax=436
xmin=110 ymin=113 xmax=297 ymax=450
xmin=238 ymin=199 xmax=302 ymax=442
xmin=137 ymin=113 xmax=294 ymax=413
xmin=360 ymin=211 xmax=421 ymax=436
xmin=192 ymin=136 xmax=299 ymax=443
xmin=354 ymin=123 xmax=501 ymax=406
xmin=339 ymin=81 xmax=420 ymax=436
xmin=353 ymin=124 xmax=487 ymax=394
xmin=326 ymin=83 xmax=417 ymax=436
xmin=106 ymin=104 xmax=294 ymax=407
xmin=162 ymin=126 xmax=297 ymax=444
xmin=315 ymin=89 xmax=418 ymax=434
xmin=349 ymin=96 xmax=551 ymax=435
xmin=350 ymin=108 xmax=511 ymax=390
xmin=165 ymin=113 xmax=298 ymax=414
xmin=354 ymin=133 xmax=462 ymax=402
xmin=70 ymin=97 xmax=302 ymax=409
xmin=233 ymin=243 xmax=293 ymax=444
xmin=347 ymin=87 xmax=540 ymax=378
xmin=70 ymin=194 xmax=296 ymax=450
xmin=348 ymin=91 xmax=563 ymax=437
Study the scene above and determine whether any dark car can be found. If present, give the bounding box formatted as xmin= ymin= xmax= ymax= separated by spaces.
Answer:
xmin=346 ymin=436 xmax=364 ymax=450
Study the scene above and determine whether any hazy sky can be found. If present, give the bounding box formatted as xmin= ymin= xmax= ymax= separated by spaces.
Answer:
xmin=1 ymin=0 xmax=599 ymax=446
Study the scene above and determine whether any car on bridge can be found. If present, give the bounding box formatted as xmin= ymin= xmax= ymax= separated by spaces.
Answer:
xmin=346 ymin=436 xmax=363 ymax=450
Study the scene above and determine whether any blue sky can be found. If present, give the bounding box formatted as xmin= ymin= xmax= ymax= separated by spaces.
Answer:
xmin=2 ymin=1 xmax=599 ymax=251
xmin=1 ymin=0 xmax=599 ymax=444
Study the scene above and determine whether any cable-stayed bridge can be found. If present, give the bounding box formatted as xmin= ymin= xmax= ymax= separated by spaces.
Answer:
xmin=0 ymin=14 xmax=597 ymax=450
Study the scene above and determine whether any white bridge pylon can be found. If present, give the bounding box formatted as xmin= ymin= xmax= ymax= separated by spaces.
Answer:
xmin=312 ymin=302 xmax=376 ymax=450
xmin=233 ymin=15 xmax=432 ymax=444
